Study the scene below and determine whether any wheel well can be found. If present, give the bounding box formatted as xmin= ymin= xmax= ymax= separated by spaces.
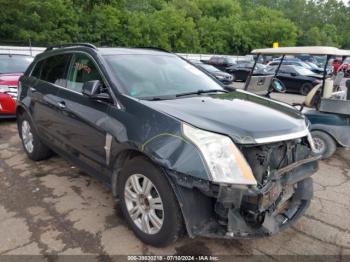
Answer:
xmin=16 ymin=106 xmax=26 ymax=118
xmin=311 ymin=129 xmax=339 ymax=146
xmin=15 ymin=106 xmax=26 ymax=136
xmin=111 ymin=149 xmax=148 ymax=198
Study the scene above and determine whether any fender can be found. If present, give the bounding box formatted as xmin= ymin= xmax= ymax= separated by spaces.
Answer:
xmin=311 ymin=124 xmax=350 ymax=147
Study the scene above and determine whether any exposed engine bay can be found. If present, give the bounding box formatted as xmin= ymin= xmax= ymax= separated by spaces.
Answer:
xmin=168 ymin=136 xmax=319 ymax=238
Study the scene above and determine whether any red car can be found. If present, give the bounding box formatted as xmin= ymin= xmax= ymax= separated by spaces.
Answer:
xmin=0 ymin=54 xmax=33 ymax=118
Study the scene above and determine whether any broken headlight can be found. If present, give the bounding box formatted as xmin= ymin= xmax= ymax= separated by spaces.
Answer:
xmin=182 ymin=124 xmax=257 ymax=185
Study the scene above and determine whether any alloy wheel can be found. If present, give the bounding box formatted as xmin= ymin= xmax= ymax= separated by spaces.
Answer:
xmin=313 ymin=137 xmax=325 ymax=154
xmin=124 ymin=174 xmax=164 ymax=235
xmin=22 ymin=120 xmax=34 ymax=153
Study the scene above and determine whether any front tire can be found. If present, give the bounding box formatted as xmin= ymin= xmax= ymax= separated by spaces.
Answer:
xmin=18 ymin=113 xmax=52 ymax=161
xmin=300 ymin=82 xmax=313 ymax=96
xmin=311 ymin=130 xmax=337 ymax=159
xmin=118 ymin=156 xmax=184 ymax=246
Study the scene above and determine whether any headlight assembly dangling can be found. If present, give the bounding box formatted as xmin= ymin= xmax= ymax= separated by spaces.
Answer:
xmin=182 ymin=123 xmax=257 ymax=185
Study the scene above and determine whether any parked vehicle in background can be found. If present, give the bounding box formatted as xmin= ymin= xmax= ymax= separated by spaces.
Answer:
xmin=268 ymin=58 xmax=324 ymax=74
xmin=17 ymin=43 xmax=318 ymax=246
xmin=226 ymin=61 xmax=269 ymax=81
xmin=250 ymin=46 xmax=350 ymax=159
xmin=191 ymin=61 xmax=233 ymax=84
xmin=296 ymin=55 xmax=332 ymax=74
xmin=253 ymin=54 xmax=274 ymax=64
xmin=201 ymin=55 xmax=236 ymax=71
xmin=0 ymin=54 xmax=33 ymax=118
xmin=314 ymin=56 xmax=326 ymax=66
xmin=295 ymin=54 xmax=319 ymax=66
xmin=268 ymin=65 xmax=322 ymax=95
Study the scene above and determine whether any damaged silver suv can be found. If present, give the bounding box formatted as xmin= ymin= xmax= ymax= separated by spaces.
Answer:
xmin=17 ymin=44 xmax=319 ymax=246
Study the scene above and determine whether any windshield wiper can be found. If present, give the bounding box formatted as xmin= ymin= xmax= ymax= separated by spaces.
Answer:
xmin=140 ymin=95 xmax=176 ymax=101
xmin=175 ymin=89 xmax=227 ymax=98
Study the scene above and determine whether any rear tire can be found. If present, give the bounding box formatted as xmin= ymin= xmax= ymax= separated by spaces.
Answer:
xmin=18 ymin=113 xmax=52 ymax=161
xmin=311 ymin=130 xmax=337 ymax=159
xmin=117 ymin=156 xmax=184 ymax=247
xmin=300 ymin=82 xmax=313 ymax=96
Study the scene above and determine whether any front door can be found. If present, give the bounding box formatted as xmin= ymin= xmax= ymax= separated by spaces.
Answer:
xmin=56 ymin=53 xmax=111 ymax=174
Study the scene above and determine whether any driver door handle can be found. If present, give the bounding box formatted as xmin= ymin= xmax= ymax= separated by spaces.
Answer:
xmin=58 ymin=101 xmax=66 ymax=109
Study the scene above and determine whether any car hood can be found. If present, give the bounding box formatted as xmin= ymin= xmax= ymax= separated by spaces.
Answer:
xmin=304 ymin=74 xmax=323 ymax=79
xmin=214 ymin=71 xmax=231 ymax=77
xmin=0 ymin=73 xmax=22 ymax=86
xmin=141 ymin=90 xmax=308 ymax=144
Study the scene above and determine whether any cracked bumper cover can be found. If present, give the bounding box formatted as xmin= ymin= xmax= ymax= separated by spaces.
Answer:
xmin=167 ymin=155 xmax=319 ymax=239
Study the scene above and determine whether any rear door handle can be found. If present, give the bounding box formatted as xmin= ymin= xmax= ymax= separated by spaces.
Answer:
xmin=58 ymin=101 xmax=66 ymax=109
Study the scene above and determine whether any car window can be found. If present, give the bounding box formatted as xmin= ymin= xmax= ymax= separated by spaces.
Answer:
xmin=66 ymin=53 xmax=103 ymax=93
xmin=31 ymin=60 xmax=45 ymax=79
xmin=105 ymin=54 xmax=223 ymax=98
xmin=41 ymin=54 xmax=71 ymax=87
xmin=0 ymin=55 xmax=33 ymax=74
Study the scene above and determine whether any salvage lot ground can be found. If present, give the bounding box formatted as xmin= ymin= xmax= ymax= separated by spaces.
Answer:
xmin=0 ymin=92 xmax=350 ymax=259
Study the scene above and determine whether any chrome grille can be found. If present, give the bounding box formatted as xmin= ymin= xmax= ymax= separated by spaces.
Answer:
xmin=7 ymin=86 xmax=18 ymax=99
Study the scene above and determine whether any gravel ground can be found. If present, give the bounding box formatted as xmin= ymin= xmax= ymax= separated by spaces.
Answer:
xmin=0 ymin=88 xmax=350 ymax=260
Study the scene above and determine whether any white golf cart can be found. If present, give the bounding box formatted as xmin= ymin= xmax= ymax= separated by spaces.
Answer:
xmin=245 ymin=46 xmax=350 ymax=159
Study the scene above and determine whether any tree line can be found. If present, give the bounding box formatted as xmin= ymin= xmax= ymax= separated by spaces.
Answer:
xmin=0 ymin=0 xmax=349 ymax=54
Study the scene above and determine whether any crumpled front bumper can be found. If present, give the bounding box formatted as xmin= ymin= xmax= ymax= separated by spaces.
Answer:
xmin=167 ymin=155 xmax=319 ymax=239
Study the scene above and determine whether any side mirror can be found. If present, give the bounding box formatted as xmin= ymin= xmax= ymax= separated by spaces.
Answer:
xmin=82 ymin=80 xmax=101 ymax=97
xmin=82 ymin=80 xmax=112 ymax=102
xmin=291 ymin=72 xmax=298 ymax=77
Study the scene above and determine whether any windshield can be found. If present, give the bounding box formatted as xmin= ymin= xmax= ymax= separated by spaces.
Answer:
xmin=293 ymin=66 xmax=315 ymax=75
xmin=199 ymin=64 xmax=219 ymax=73
xmin=105 ymin=54 xmax=224 ymax=98
xmin=305 ymin=62 xmax=318 ymax=69
xmin=0 ymin=55 xmax=33 ymax=74
xmin=298 ymin=61 xmax=312 ymax=69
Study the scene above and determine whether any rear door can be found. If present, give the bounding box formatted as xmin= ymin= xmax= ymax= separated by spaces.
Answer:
xmin=28 ymin=54 xmax=71 ymax=147
xmin=55 ymin=52 xmax=111 ymax=173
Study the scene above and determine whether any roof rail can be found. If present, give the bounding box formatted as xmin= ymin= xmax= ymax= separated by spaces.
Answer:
xmin=45 ymin=43 xmax=97 ymax=52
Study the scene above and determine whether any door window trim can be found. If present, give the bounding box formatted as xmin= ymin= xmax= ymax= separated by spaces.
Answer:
xmin=65 ymin=53 xmax=104 ymax=94
xmin=29 ymin=54 xmax=72 ymax=90
xmin=31 ymin=51 xmax=120 ymax=108
xmin=59 ymin=51 xmax=119 ymax=107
